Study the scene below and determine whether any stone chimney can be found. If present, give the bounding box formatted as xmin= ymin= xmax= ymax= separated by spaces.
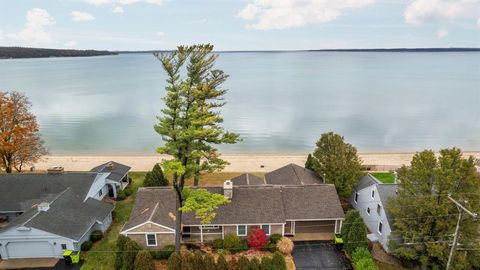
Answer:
xmin=37 ymin=202 xmax=50 ymax=212
xmin=223 ymin=180 xmax=233 ymax=199
xmin=47 ymin=166 xmax=64 ymax=174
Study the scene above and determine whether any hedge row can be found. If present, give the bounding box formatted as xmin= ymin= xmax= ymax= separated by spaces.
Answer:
xmin=352 ymin=247 xmax=378 ymax=270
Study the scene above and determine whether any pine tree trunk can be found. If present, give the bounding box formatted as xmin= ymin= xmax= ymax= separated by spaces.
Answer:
xmin=174 ymin=192 xmax=182 ymax=252
xmin=193 ymin=158 xmax=200 ymax=186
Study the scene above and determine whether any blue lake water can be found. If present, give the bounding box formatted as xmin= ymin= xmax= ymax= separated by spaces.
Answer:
xmin=0 ymin=52 xmax=479 ymax=155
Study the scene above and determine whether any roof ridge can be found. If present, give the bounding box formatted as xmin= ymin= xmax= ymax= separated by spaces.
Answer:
xmin=148 ymin=202 xmax=160 ymax=222
xmin=367 ymin=173 xmax=382 ymax=185
xmin=23 ymin=187 xmax=72 ymax=227
xmin=291 ymin=164 xmax=303 ymax=185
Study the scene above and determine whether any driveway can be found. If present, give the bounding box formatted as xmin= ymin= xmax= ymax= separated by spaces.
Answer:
xmin=292 ymin=241 xmax=353 ymax=270
xmin=0 ymin=259 xmax=82 ymax=270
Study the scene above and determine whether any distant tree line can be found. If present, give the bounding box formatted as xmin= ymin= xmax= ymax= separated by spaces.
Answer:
xmin=0 ymin=46 xmax=117 ymax=59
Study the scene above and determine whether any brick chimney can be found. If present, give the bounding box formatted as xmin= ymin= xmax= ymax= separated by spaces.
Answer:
xmin=223 ymin=180 xmax=233 ymax=199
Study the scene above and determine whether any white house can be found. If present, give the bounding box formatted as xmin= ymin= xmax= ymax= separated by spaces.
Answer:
xmin=350 ymin=174 xmax=398 ymax=252
xmin=0 ymin=162 xmax=129 ymax=260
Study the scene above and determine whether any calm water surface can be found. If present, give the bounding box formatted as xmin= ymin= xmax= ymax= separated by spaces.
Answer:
xmin=0 ymin=52 xmax=479 ymax=154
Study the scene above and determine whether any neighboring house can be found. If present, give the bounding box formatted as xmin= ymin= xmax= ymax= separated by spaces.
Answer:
xmin=350 ymin=174 xmax=398 ymax=252
xmin=0 ymin=162 xmax=129 ymax=260
xmin=121 ymin=164 xmax=344 ymax=249
xmin=90 ymin=161 xmax=131 ymax=197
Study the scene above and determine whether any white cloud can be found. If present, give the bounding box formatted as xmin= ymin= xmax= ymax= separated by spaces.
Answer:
xmin=6 ymin=8 xmax=55 ymax=44
xmin=85 ymin=0 xmax=162 ymax=5
xmin=70 ymin=11 xmax=95 ymax=22
xmin=112 ymin=6 xmax=125 ymax=13
xmin=437 ymin=27 xmax=448 ymax=38
xmin=404 ymin=0 xmax=480 ymax=25
xmin=237 ymin=0 xmax=376 ymax=30
xmin=156 ymin=31 xmax=165 ymax=36
xmin=64 ymin=40 xmax=78 ymax=47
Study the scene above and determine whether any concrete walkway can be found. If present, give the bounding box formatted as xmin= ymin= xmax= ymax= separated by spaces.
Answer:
xmin=0 ymin=258 xmax=58 ymax=269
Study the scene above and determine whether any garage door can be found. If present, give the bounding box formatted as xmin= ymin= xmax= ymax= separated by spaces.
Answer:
xmin=6 ymin=241 xmax=55 ymax=258
xmin=295 ymin=220 xmax=336 ymax=233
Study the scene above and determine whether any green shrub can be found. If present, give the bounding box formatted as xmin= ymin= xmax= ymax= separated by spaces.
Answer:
xmin=268 ymin=234 xmax=282 ymax=244
xmin=238 ymin=256 xmax=250 ymax=270
xmin=259 ymin=256 xmax=273 ymax=270
xmin=355 ymin=258 xmax=378 ymax=270
xmin=216 ymin=253 xmax=229 ymax=270
xmin=228 ymin=256 xmax=238 ymax=270
xmin=81 ymin=240 xmax=93 ymax=251
xmin=271 ymin=252 xmax=287 ymax=270
xmin=192 ymin=251 xmax=206 ymax=270
xmin=117 ymin=190 xmax=126 ymax=201
xmin=213 ymin=238 xmax=224 ymax=250
xmin=90 ymin=230 xmax=103 ymax=242
xmin=342 ymin=210 xmax=368 ymax=255
xmin=352 ymin=247 xmax=372 ymax=264
xmin=124 ymin=188 xmax=133 ymax=196
xmin=115 ymin=235 xmax=129 ymax=269
xmin=167 ymin=252 xmax=182 ymax=270
xmin=264 ymin=242 xmax=276 ymax=253
xmin=122 ymin=238 xmax=140 ymax=270
xmin=134 ymin=250 xmax=155 ymax=270
xmin=204 ymin=254 xmax=216 ymax=269
xmin=249 ymin=257 xmax=261 ymax=270
xmin=223 ymin=233 xmax=243 ymax=253
xmin=150 ymin=245 xmax=175 ymax=260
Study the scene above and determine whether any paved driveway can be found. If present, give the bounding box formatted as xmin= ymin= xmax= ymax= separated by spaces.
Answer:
xmin=292 ymin=241 xmax=353 ymax=270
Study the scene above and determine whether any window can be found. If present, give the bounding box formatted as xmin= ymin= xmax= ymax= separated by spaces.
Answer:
xmin=354 ymin=192 xmax=359 ymax=203
xmin=61 ymin=244 xmax=67 ymax=250
xmin=371 ymin=189 xmax=375 ymax=199
xmin=377 ymin=204 xmax=381 ymax=215
xmin=98 ymin=189 xmax=103 ymax=197
xmin=146 ymin=234 xmax=157 ymax=246
xmin=378 ymin=222 xmax=383 ymax=234
xmin=237 ymin=225 xmax=247 ymax=236
xmin=366 ymin=207 xmax=371 ymax=215
xmin=261 ymin=225 xmax=271 ymax=235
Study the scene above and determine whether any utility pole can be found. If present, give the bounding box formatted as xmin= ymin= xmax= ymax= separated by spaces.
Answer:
xmin=445 ymin=195 xmax=478 ymax=270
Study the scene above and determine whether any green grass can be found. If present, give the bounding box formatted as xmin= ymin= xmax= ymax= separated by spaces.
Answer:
xmin=370 ymin=172 xmax=396 ymax=184
xmin=81 ymin=172 xmax=146 ymax=270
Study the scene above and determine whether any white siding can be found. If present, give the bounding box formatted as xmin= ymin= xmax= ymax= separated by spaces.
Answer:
xmin=86 ymin=173 xmax=109 ymax=200
xmin=0 ymin=227 xmax=74 ymax=259
xmin=351 ymin=185 xmax=393 ymax=252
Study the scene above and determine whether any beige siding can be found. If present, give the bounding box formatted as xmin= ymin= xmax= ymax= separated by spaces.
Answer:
xmin=127 ymin=222 xmax=174 ymax=233
xmin=127 ymin=233 xmax=175 ymax=249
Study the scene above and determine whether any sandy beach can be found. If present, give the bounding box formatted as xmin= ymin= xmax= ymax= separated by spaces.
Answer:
xmin=33 ymin=152 xmax=480 ymax=172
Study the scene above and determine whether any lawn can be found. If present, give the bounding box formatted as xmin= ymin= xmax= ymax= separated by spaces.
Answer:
xmin=81 ymin=171 xmax=261 ymax=269
xmin=370 ymin=172 xmax=396 ymax=184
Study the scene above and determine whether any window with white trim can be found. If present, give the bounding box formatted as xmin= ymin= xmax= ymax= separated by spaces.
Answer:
xmin=237 ymin=225 xmax=247 ymax=236
xmin=146 ymin=234 xmax=157 ymax=246
xmin=354 ymin=192 xmax=359 ymax=203
xmin=261 ymin=225 xmax=271 ymax=235
xmin=61 ymin=244 xmax=67 ymax=250
xmin=378 ymin=222 xmax=383 ymax=234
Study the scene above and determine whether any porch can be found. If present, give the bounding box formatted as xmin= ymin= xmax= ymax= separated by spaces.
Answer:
xmin=284 ymin=219 xmax=342 ymax=241
xmin=181 ymin=225 xmax=223 ymax=243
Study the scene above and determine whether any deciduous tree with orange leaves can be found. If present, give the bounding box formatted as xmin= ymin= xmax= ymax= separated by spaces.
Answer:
xmin=0 ymin=91 xmax=47 ymax=173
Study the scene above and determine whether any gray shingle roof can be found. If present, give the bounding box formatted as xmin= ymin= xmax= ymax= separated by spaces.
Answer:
xmin=90 ymin=161 xmax=131 ymax=183
xmin=376 ymin=184 xmax=398 ymax=223
xmin=264 ymin=164 xmax=322 ymax=185
xmin=0 ymin=173 xmax=98 ymax=212
xmin=123 ymin=184 xmax=344 ymax=232
xmin=353 ymin=174 xmax=378 ymax=191
xmin=231 ymin=173 xmax=265 ymax=186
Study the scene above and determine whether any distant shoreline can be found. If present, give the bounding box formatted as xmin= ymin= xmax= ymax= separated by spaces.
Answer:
xmin=34 ymin=151 xmax=480 ymax=172
xmin=0 ymin=46 xmax=117 ymax=59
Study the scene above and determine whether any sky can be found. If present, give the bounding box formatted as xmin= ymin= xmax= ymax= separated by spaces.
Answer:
xmin=0 ymin=0 xmax=479 ymax=51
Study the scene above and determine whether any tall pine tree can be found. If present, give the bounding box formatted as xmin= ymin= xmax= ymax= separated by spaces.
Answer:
xmin=154 ymin=44 xmax=240 ymax=251
xmin=388 ymin=148 xmax=480 ymax=269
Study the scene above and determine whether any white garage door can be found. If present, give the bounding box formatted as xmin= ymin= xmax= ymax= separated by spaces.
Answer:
xmin=6 ymin=241 xmax=55 ymax=258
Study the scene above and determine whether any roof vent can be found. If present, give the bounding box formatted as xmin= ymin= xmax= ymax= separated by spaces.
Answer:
xmin=47 ymin=166 xmax=64 ymax=174
xmin=106 ymin=162 xmax=114 ymax=170
xmin=223 ymin=180 xmax=233 ymax=199
xmin=37 ymin=202 xmax=50 ymax=212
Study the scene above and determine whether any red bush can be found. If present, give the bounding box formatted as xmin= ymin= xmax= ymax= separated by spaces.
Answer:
xmin=247 ymin=226 xmax=268 ymax=249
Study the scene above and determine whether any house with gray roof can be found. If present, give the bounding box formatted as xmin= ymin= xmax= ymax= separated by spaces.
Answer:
xmin=90 ymin=161 xmax=131 ymax=197
xmin=121 ymin=164 xmax=344 ymax=249
xmin=0 ymin=162 xmax=129 ymax=260
xmin=350 ymin=174 xmax=398 ymax=252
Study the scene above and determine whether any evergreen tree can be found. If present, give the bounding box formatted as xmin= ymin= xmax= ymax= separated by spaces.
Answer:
xmin=167 ymin=252 xmax=182 ymax=270
xmin=388 ymin=148 xmax=480 ymax=269
xmin=341 ymin=210 xmax=368 ymax=255
xmin=271 ymin=252 xmax=287 ymax=270
xmin=115 ymin=235 xmax=129 ymax=270
xmin=121 ymin=238 xmax=141 ymax=270
xmin=216 ymin=254 xmax=229 ymax=270
xmin=249 ymin=257 xmax=261 ymax=270
xmin=305 ymin=153 xmax=314 ymax=170
xmin=154 ymin=44 xmax=240 ymax=251
xmin=134 ymin=250 xmax=155 ymax=270
xmin=312 ymin=132 xmax=364 ymax=198
xmin=144 ymin=163 xmax=168 ymax=186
